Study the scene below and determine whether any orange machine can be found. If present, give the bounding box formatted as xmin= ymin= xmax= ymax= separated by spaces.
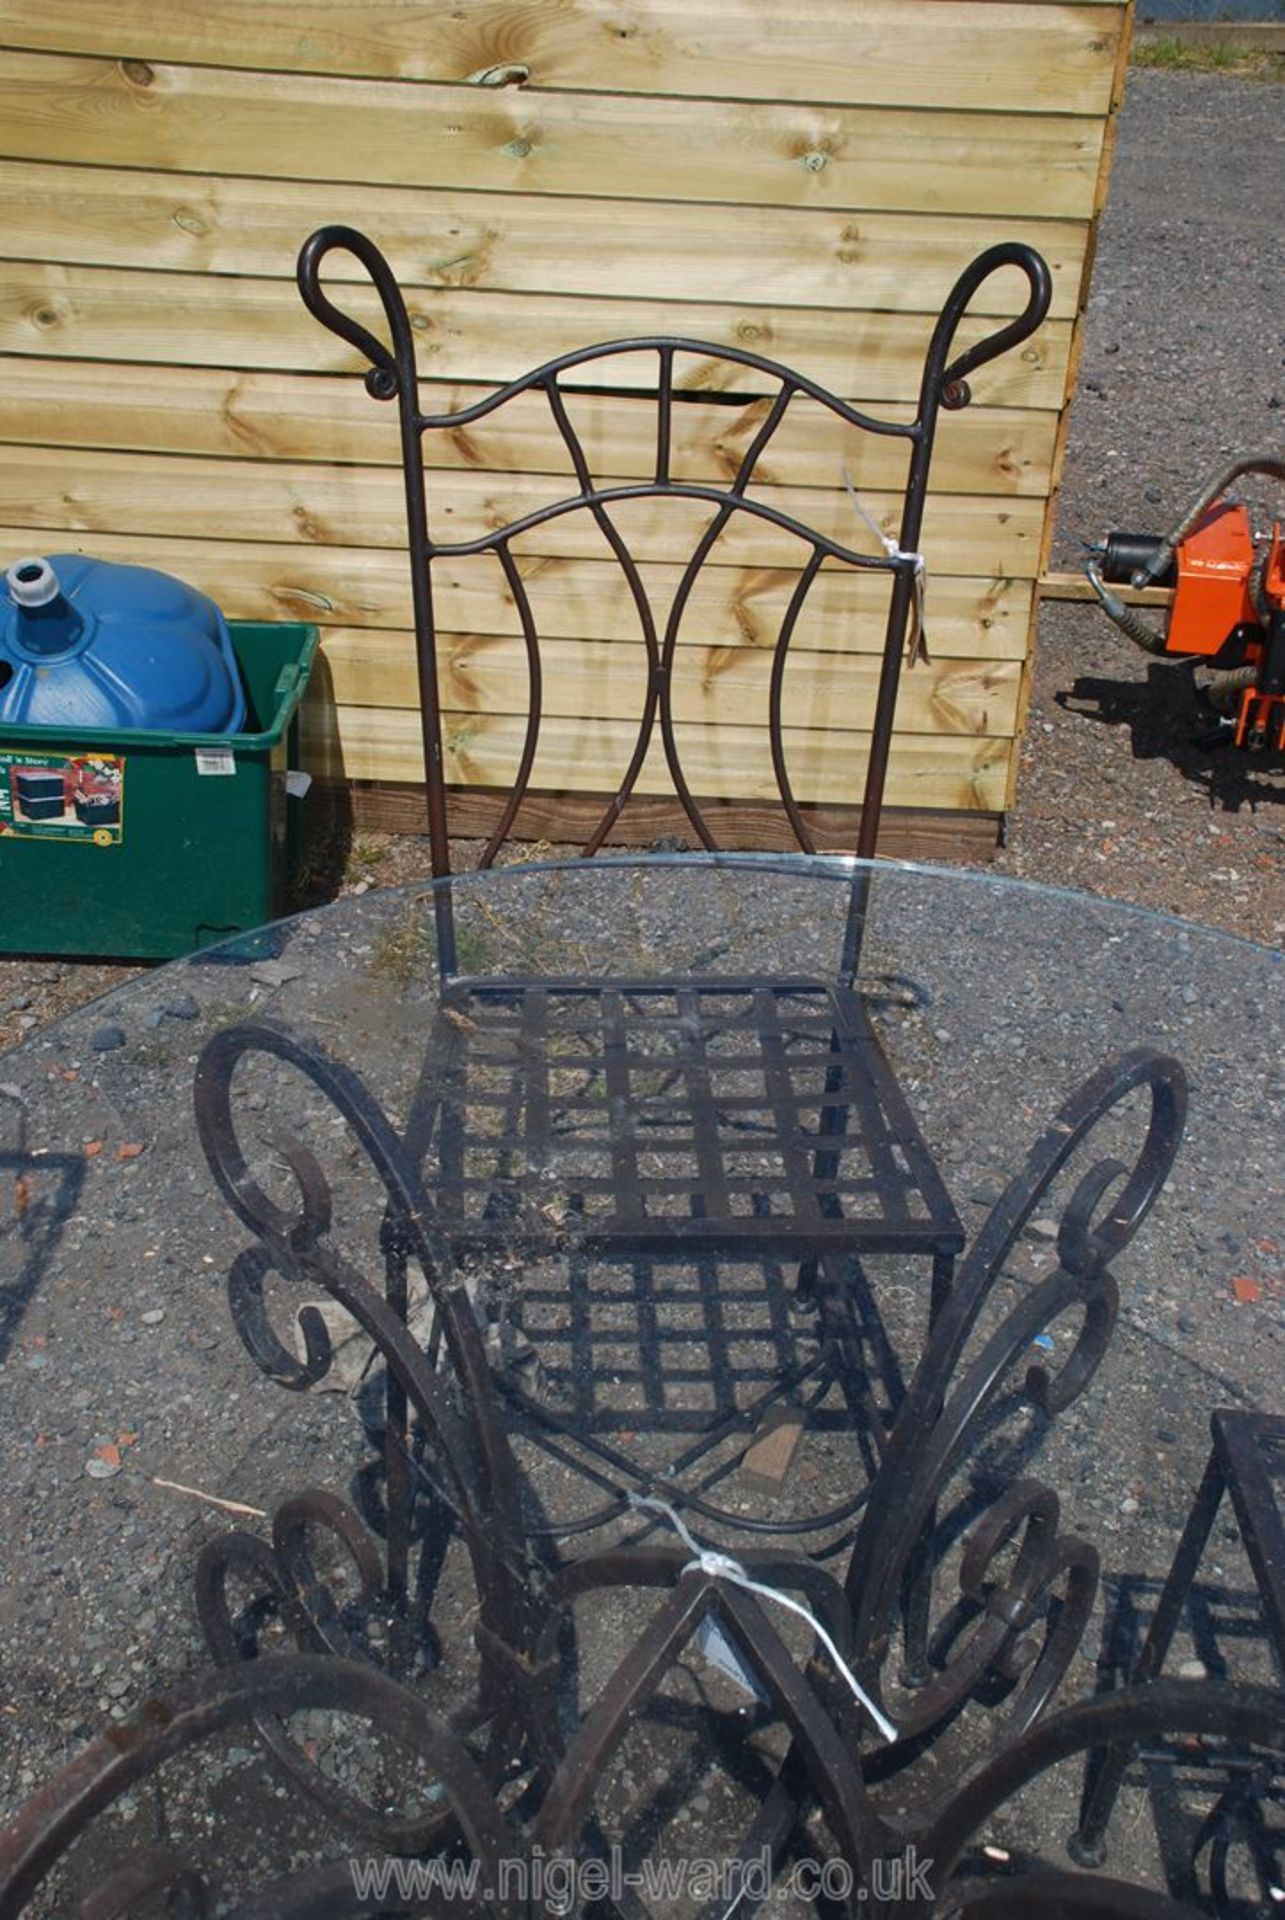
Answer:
xmin=1086 ymin=454 xmax=1285 ymax=750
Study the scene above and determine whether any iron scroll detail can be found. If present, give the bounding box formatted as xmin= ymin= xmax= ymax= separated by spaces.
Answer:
xmin=3 ymin=1020 xmax=1264 ymax=1918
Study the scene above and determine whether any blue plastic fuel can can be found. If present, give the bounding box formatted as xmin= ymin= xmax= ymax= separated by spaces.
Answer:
xmin=0 ymin=554 xmax=246 ymax=732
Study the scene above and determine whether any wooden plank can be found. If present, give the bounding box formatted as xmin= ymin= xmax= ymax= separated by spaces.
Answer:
xmin=301 ymin=701 xmax=1013 ymax=808
xmin=0 ymin=447 xmax=1047 ymax=575
xmin=0 ymin=361 xmax=1060 ymax=500
xmin=0 ymin=49 xmax=1108 ymax=219
xmin=0 ymin=528 xmax=1034 ymax=658
xmin=0 ymin=265 xmax=1076 ymax=408
xmin=740 ymin=1407 xmax=807 ymax=1493
xmin=317 ymin=628 xmax=1024 ymax=737
xmin=332 ymin=781 xmax=1004 ymax=862
xmin=1033 ymin=0 xmax=1133 ymax=589
xmin=1038 ymin=570 xmax=1173 ymax=607
xmin=0 ymin=162 xmax=1087 ymax=322
xmin=0 ymin=6 xmax=1126 ymax=111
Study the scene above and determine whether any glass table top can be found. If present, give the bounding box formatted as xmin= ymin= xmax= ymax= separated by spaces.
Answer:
xmin=0 ymin=855 xmax=1280 ymax=1910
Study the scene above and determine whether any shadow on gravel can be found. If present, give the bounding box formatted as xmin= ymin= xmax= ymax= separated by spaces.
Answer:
xmin=1058 ymin=661 xmax=1285 ymax=813
xmin=1085 ymin=1569 xmax=1281 ymax=1915
xmin=0 ymin=1090 xmax=85 ymax=1364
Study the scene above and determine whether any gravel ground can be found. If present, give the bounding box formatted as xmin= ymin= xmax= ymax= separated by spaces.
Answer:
xmin=0 ymin=69 xmax=1280 ymax=1056
xmin=996 ymin=67 xmax=1285 ymax=941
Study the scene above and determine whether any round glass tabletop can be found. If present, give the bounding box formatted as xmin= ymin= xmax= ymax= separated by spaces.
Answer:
xmin=0 ymin=855 xmax=1280 ymax=1914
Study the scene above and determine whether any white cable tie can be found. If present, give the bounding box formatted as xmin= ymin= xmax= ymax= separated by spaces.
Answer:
xmin=841 ymin=464 xmax=931 ymax=666
xmin=628 ymin=1492 xmax=898 ymax=1744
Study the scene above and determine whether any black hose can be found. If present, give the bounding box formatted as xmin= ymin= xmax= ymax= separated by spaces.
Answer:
xmin=1133 ymin=451 xmax=1285 ymax=586
xmin=1085 ymin=559 xmax=1170 ymax=654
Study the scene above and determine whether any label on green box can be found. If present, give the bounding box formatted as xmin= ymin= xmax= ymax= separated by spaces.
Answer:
xmin=0 ymin=750 xmax=124 ymax=845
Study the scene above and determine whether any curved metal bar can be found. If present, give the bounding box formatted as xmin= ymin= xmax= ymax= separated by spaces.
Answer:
xmin=478 ymin=544 xmax=545 ymax=866
xmin=272 ymin=1488 xmax=387 ymax=1654
xmin=536 ymin=1542 xmax=855 ymax=1668
xmin=930 ymin=1047 xmax=1183 ymax=1400
xmin=419 ymin=476 xmax=896 ymax=568
xmin=510 ymin=1347 xmax=869 ymax=1541
xmin=768 ymin=546 xmax=826 ymax=851
xmin=541 ymin=376 xmax=666 ymax=856
xmin=533 ymin=1574 xmax=714 ymax=1852
xmin=625 ymin=1474 xmax=872 ymax=1540
xmin=848 ymin=1047 xmax=1184 ymax=1622
xmin=655 ymin=344 xmax=674 ymax=483
xmin=652 ymin=382 xmax=799 ymax=845
xmin=650 ymin=380 xmax=807 ymax=849
xmin=413 ymin=336 xmax=913 ymax=442
xmin=912 ymin=1682 xmax=1285 ymax=1918
xmin=193 ymin=1023 xmax=534 ymax=1647
xmin=534 ymin=1571 xmax=892 ymax=1900
xmin=195 ymin=1025 xmax=472 ymax=1441
xmin=1198 ymin=1784 xmax=1279 ymax=1918
xmin=288 ymin=1238 xmax=527 ymax=1606
xmin=296 ymin=225 xmax=414 ymax=403
xmin=726 ymin=378 xmax=798 ymax=497
xmin=297 ymin=225 xmax=451 ymax=876
xmin=511 ymin=1457 xmax=872 ymax=1542
xmin=227 ymin=1242 xmax=333 ymax=1390
xmin=195 ymin=1022 xmax=439 ymax=1270
xmin=716 ymin=1582 xmax=893 ymax=1906
xmin=867 ymin=1475 xmax=1096 ymax=1749
xmin=196 ymin=1521 xmax=454 ymax=1850
xmin=307 ymin=1265 xmax=536 ymax=1727
xmin=843 ymin=1049 xmax=1183 ymax=1716
xmin=995 ymin=1533 xmax=1099 ymax=1738
xmin=0 ymin=1657 xmax=520 ymax=1920
xmin=847 ymin=1257 xmax=1115 ymax=1701
xmin=196 ymin=1524 xmax=318 ymax=1658
xmin=852 ymin=240 xmax=1051 ymax=865
xmin=658 ymin=501 xmax=737 ymax=847
xmin=894 ymin=1487 xmax=1099 ymax=1749
xmin=920 ymin=243 xmax=1055 ymax=416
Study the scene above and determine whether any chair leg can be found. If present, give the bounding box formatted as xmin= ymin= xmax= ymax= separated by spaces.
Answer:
xmin=1068 ymin=1442 xmax=1227 ymax=1867
xmin=901 ymin=1247 xmax=956 ymax=1686
xmin=381 ymin=1229 xmax=415 ymax=1675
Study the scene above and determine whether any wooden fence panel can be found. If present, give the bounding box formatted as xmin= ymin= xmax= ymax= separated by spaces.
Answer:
xmin=0 ymin=3 xmax=1124 ymax=109
xmin=0 ymin=267 xmax=1076 ymax=406
xmin=0 ymin=1 xmax=1130 ymax=852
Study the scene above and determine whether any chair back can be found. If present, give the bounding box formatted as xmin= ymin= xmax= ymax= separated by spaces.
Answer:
xmin=298 ymin=228 xmax=1051 ymax=874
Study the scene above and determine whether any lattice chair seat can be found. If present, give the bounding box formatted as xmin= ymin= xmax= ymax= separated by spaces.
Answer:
xmin=296 ymin=224 xmax=1047 ymax=1240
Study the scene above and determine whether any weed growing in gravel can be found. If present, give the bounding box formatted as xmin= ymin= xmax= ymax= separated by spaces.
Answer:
xmin=1132 ymin=38 xmax=1282 ymax=79
xmin=344 ymin=832 xmax=390 ymax=882
xmin=369 ymin=909 xmax=433 ymax=989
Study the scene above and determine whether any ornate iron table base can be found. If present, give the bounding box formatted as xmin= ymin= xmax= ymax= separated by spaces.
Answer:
xmin=3 ymin=1009 xmax=1281 ymax=1917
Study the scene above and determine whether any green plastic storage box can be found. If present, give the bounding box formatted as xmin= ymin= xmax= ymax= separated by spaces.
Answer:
xmin=0 ymin=620 xmax=319 ymax=959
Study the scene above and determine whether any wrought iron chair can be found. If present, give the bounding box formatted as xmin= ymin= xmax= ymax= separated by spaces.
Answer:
xmin=294 ymin=223 xmax=1052 ymax=1552
xmin=1071 ymin=1409 xmax=1285 ymax=1881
